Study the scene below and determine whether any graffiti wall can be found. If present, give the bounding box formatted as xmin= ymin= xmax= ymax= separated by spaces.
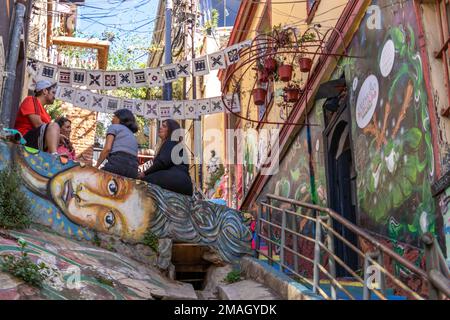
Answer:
xmin=255 ymin=103 xmax=327 ymax=275
xmin=257 ymin=104 xmax=327 ymax=208
xmin=438 ymin=185 xmax=450 ymax=263
xmin=342 ymin=0 xmax=436 ymax=246
xmin=0 ymin=139 xmax=252 ymax=263
xmin=0 ymin=228 xmax=195 ymax=300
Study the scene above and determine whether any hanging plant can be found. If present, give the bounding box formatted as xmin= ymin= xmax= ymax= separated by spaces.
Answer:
xmin=258 ymin=69 xmax=269 ymax=84
xmin=278 ymin=64 xmax=293 ymax=82
xmin=264 ymin=56 xmax=277 ymax=73
xmin=284 ymin=88 xmax=300 ymax=103
xmin=299 ymin=56 xmax=313 ymax=73
xmin=253 ymin=88 xmax=267 ymax=105
xmin=283 ymin=81 xmax=302 ymax=103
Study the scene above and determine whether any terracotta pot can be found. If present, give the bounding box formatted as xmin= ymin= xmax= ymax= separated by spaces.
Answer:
xmin=299 ymin=57 xmax=313 ymax=72
xmin=284 ymin=88 xmax=299 ymax=102
xmin=258 ymin=70 xmax=269 ymax=84
xmin=264 ymin=57 xmax=277 ymax=73
xmin=253 ymin=88 xmax=267 ymax=105
xmin=278 ymin=64 xmax=293 ymax=82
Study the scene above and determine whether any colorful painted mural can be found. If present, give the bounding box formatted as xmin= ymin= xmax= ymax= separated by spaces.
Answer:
xmin=258 ymin=105 xmax=327 ymax=210
xmin=0 ymin=228 xmax=196 ymax=299
xmin=341 ymin=0 xmax=436 ymax=246
xmin=438 ymin=186 xmax=450 ymax=263
xmin=255 ymin=105 xmax=328 ymax=275
xmin=0 ymin=139 xmax=252 ymax=263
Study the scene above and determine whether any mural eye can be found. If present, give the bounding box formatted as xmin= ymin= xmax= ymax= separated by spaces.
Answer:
xmin=107 ymin=179 xmax=118 ymax=195
xmin=104 ymin=211 xmax=115 ymax=229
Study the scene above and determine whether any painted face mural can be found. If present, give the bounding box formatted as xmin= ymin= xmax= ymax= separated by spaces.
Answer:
xmin=49 ymin=166 xmax=155 ymax=240
xmin=0 ymin=139 xmax=252 ymax=263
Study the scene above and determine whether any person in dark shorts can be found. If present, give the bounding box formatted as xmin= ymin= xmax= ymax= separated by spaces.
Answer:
xmin=95 ymin=109 xmax=139 ymax=179
xmin=140 ymin=119 xmax=193 ymax=196
xmin=14 ymin=80 xmax=64 ymax=154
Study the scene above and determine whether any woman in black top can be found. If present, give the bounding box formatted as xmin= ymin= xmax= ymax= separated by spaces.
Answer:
xmin=141 ymin=119 xmax=193 ymax=196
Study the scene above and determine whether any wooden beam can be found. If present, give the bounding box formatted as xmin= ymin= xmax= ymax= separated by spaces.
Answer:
xmin=47 ymin=0 xmax=52 ymax=50
xmin=51 ymin=36 xmax=110 ymax=69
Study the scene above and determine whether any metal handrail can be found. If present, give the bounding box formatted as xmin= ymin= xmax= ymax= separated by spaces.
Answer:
xmin=255 ymin=193 xmax=450 ymax=300
xmin=266 ymin=194 xmax=429 ymax=279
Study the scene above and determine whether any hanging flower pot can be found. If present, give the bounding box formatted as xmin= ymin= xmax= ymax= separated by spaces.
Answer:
xmin=284 ymin=87 xmax=300 ymax=103
xmin=299 ymin=57 xmax=313 ymax=72
xmin=264 ymin=57 xmax=277 ymax=73
xmin=253 ymin=88 xmax=267 ymax=105
xmin=258 ymin=70 xmax=269 ymax=84
xmin=278 ymin=64 xmax=293 ymax=82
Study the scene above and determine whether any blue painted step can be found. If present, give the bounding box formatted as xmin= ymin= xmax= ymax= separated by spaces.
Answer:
xmin=319 ymin=283 xmax=407 ymax=300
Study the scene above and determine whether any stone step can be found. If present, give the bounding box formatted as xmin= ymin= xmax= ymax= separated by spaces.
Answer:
xmin=217 ymin=280 xmax=282 ymax=300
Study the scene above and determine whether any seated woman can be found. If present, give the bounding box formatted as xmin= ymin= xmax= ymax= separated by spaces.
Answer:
xmin=140 ymin=119 xmax=193 ymax=196
xmin=55 ymin=117 xmax=76 ymax=160
xmin=95 ymin=109 xmax=139 ymax=179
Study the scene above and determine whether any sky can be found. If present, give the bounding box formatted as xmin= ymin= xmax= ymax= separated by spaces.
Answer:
xmin=75 ymin=0 xmax=159 ymax=62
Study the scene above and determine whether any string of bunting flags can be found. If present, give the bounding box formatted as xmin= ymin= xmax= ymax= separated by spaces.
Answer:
xmin=30 ymin=40 xmax=252 ymax=89
xmin=55 ymin=85 xmax=241 ymax=120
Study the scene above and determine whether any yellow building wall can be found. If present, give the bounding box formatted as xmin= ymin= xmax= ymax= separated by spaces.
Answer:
xmin=224 ymin=0 xmax=350 ymax=207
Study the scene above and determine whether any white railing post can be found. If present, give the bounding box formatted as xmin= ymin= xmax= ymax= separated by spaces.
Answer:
xmin=268 ymin=198 xmax=273 ymax=266
xmin=291 ymin=204 xmax=299 ymax=274
xmin=280 ymin=209 xmax=286 ymax=272
xmin=313 ymin=214 xmax=322 ymax=294
xmin=326 ymin=216 xmax=337 ymax=300
xmin=255 ymin=205 xmax=262 ymax=258
xmin=377 ymin=252 xmax=386 ymax=296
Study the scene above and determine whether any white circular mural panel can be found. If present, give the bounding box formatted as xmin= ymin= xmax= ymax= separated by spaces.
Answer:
xmin=380 ymin=39 xmax=395 ymax=77
xmin=356 ymin=75 xmax=379 ymax=129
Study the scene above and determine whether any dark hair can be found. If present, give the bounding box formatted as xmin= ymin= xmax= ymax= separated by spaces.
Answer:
xmin=55 ymin=116 xmax=71 ymax=128
xmin=114 ymin=109 xmax=138 ymax=133
xmin=34 ymin=83 xmax=57 ymax=97
xmin=163 ymin=119 xmax=182 ymax=142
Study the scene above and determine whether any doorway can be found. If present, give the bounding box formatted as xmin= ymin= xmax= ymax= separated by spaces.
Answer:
xmin=324 ymin=102 xmax=359 ymax=278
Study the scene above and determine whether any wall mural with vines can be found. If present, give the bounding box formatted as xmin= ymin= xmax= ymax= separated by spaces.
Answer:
xmin=255 ymin=104 xmax=328 ymax=274
xmin=340 ymin=0 xmax=436 ymax=247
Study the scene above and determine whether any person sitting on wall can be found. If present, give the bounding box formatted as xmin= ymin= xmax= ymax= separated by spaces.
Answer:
xmin=139 ymin=119 xmax=193 ymax=196
xmin=55 ymin=117 xmax=76 ymax=161
xmin=14 ymin=80 xmax=65 ymax=155
xmin=95 ymin=109 xmax=139 ymax=179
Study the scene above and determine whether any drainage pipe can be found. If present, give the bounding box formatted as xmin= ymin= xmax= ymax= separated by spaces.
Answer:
xmin=0 ymin=2 xmax=26 ymax=127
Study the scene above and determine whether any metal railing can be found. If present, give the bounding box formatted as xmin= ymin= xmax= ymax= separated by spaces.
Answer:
xmin=255 ymin=194 xmax=450 ymax=300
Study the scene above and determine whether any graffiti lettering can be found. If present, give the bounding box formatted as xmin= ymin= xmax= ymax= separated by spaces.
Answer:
xmin=366 ymin=265 xmax=382 ymax=290
xmin=366 ymin=5 xmax=382 ymax=30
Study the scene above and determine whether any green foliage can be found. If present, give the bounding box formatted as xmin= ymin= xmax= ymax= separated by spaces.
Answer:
xmin=45 ymin=100 xmax=64 ymax=120
xmin=0 ymin=166 xmax=32 ymax=229
xmin=298 ymin=32 xmax=316 ymax=44
xmin=95 ymin=121 xmax=106 ymax=141
xmin=206 ymin=164 xmax=225 ymax=191
xmin=91 ymin=232 xmax=101 ymax=247
xmin=95 ymin=275 xmax=114 ymax=287
xmin=204 ymin=9 xmax=219 ymax=34
xmin=224 ymin=269 xmax=241 ymax=284
xmin=0 ymin=239 xmax=51 ymax=287
xmin=142 ymin=230 xmax=159 ymax=253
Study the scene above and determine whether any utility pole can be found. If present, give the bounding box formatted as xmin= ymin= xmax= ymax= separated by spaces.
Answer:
xmin=191 ymin=0 xmax=203 ymax=192
xmin=0 ymin=2 xmax=26 ymax=127
xmin=163 ymin=0 xmax=173 ymax=101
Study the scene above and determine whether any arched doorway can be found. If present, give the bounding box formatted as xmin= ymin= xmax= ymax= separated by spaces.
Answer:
xmin=324 ymin=98 xmax=359 ymax=277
